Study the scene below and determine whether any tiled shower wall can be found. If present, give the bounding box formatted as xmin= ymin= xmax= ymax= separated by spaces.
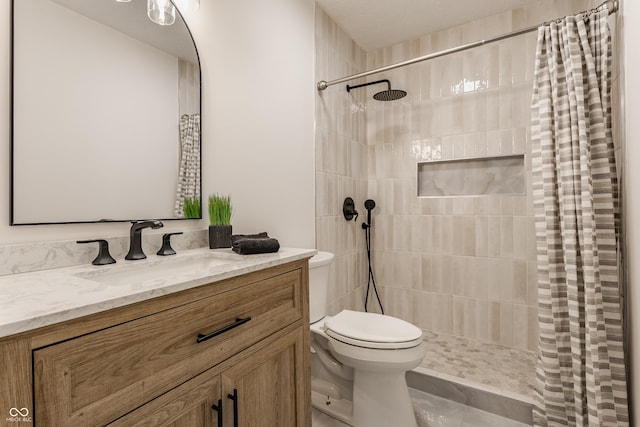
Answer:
xmin=314 ymin=6 xmax=369 ymax=315
xmin=315 ymin=0 xmax=609 ymax=352
xmin=363 ymin=0 xmax=600 ymax=352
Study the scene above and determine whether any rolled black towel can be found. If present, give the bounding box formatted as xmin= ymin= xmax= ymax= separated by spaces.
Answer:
xmin=232 ymin=237 xmax=280 ymax=255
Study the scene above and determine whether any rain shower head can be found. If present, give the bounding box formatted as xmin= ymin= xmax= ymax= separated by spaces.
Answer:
xmin=373 ymin=88 xmax=407 ymax=101
xmin=346 ymin=79 xmax=406 ymax=101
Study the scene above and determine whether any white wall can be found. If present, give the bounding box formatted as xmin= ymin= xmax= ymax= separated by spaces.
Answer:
xmin=0 ymin=0 xmax=316 ymax=247
xmin=622 ymin=0 xmax=640 ymax=419
xmin=188 ymin=0 xmax=316 ymax=248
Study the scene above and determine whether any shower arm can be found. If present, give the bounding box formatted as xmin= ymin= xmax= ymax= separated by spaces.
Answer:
xmin=346 ymin=79 xmax=391 ymax=93
xmin=316 ymin=0 xmax=618 ymax=91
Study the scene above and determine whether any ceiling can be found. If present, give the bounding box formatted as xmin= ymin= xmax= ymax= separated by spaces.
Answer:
xmin=315 ymin=0 xmax=534 ymax=51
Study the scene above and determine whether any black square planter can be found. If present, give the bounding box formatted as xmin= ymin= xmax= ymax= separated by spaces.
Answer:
xmin=209 ymin=225 xmax=232 ymax=249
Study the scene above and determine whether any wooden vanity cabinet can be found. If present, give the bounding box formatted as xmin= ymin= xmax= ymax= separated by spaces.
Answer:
xmin=0 ymin=259 xmax=311 ymax=427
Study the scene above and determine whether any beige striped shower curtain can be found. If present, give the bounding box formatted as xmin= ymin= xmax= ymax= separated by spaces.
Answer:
xmin=530 ymin=5 xmax=628 ymax=426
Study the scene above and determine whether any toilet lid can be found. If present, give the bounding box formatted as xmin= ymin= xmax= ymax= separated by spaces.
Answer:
xmin=324 ymin=310 xmax=423 ymax=348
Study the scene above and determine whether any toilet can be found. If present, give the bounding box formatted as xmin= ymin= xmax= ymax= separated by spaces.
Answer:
xmin=309 ymin=251 xmax=426 ymax=427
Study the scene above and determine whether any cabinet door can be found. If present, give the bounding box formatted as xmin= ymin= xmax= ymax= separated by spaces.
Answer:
xmin=108 ymin=367 xmax=222 ymax=427
xmin=222 ymin=328 xmax=309 ymax=427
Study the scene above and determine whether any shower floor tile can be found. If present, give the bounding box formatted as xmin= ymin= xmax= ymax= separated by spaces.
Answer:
xmin=419 ymin=331 xmax=537 ymax=399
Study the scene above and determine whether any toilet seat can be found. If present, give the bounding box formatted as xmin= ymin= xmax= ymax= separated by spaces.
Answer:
xmin=324 ymin=310 xmax=423 ymax=350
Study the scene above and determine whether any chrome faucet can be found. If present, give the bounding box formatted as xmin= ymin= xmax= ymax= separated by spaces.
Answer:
xmin=125 ymin=220 xmax=164 ymax=260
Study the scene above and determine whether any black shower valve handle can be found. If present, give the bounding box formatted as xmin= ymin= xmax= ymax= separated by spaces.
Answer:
xmin=343 ymin=197 xmax=359 ymax=221
xmin=77 ymin=239 xmax=116 ymax=265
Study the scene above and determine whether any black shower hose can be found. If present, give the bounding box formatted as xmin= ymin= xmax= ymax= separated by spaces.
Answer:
xmin=364 ymin=224 xmax=384 ymax=314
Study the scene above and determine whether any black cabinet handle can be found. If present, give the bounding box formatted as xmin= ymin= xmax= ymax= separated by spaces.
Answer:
xmin=196 ymin=317 xmax=251 ymax=343
xmin=211 ymin=398 xmax=223 ymax=426
xmin=227 ymin=389 xmax=238 ymax=427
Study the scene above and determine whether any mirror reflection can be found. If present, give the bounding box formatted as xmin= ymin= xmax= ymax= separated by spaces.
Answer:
xmin=11 ymin=0 xmax=201 ymax=224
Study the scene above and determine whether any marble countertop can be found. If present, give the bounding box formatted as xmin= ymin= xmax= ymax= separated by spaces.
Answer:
xmin=0 ymin=247 xmax=316 ymax=339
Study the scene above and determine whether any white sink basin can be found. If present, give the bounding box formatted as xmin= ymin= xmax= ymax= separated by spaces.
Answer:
xmin=75 ymin=254 xmax=236 ymax=286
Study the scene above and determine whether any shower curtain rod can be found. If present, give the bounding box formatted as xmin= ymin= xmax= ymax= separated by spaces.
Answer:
xmin=316 ymin=0 xmax=618 ymax=91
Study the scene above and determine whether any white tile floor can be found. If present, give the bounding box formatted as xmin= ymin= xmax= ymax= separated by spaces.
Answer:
xmin=311 ymin=388 xmax=530 ymax=427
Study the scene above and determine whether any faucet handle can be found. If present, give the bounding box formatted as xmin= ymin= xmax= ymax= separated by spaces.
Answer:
xmin=157 ymin=232 xmax=183 ymax=256
xmin=77 ymin=239 xmax=116 ymax=265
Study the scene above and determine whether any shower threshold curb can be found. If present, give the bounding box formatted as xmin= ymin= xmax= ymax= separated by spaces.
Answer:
xmin=407 ymin=367 xmax=534 ymax=425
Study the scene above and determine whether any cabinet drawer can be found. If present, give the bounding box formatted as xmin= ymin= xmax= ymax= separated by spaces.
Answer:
xmin=34 ymin=268 xmax=304 ymax=426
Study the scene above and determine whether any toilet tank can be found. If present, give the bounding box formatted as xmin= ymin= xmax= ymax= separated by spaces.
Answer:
xmin=308 ymin=251 xmax=334 ymax=323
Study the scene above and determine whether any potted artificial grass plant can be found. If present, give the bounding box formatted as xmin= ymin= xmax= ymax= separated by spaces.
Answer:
xmin=208 ymin=193 xmax=232 ymax=249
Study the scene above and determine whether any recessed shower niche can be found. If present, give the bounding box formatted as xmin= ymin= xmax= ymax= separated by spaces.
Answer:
xmin=417 ymin=155 xmax=525 ymax=197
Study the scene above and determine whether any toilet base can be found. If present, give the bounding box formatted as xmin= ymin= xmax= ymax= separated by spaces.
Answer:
xmin=352 ymin=370 xmax=417 ymax=427
xmin=311 ymin=372 xmax=418 ymax=427
xmin=311 ymin=389 xmax=354 ymax=425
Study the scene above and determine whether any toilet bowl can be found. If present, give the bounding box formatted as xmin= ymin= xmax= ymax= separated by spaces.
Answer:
xmin=309 ymin=252 xmax=426 ymax=427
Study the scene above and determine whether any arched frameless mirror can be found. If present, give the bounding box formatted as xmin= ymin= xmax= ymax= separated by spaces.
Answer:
xmin=11 ymin=0 xmax=201 ymax=225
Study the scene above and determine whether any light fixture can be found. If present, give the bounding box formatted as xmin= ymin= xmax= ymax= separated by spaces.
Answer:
xmin=115 ymin=0 xmax=132 ymax=2
xmin=147 ymin=0 xmax=176 ymax=26
xmin=173 ymin=0 xmax=200 ymax=13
